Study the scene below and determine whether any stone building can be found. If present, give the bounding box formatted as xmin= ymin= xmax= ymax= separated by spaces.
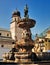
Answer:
xmin=0 ymin=10 xmax=23 ymax=48
xmin=45 ymin=30 xmax=50 ymax=51
xmin=0 ymin=10 xmax=21 ymax=48
xmin=0 ymin=28 xmax=14 ymax=48
xmin=34 ymin=27 xmax=50 ymax=53
xmin=10 ymin=10 xmax=23 ymax=41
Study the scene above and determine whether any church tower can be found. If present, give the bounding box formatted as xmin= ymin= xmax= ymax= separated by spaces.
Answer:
xmin=10 ymin=10 xmax=21 ymax=40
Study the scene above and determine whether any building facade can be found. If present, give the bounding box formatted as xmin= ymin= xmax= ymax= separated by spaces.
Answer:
xmin=45 ymin=30 xmax=50 ymax=51
xmin=34 ymin=28 xmax=50 ymax=53
xmin=10 ymin=10 xmax=23 ymax=41
xmin=0 ymin=28 xmax=14 ymax=48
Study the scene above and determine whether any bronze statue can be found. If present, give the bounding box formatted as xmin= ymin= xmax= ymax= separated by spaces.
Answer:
xmin=24 ymin=4 xmax=28 ymax=18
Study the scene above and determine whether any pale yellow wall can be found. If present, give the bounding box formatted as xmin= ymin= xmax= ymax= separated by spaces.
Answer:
xmin=10 ymin=22 xmax=16 ymax=40
xmin=0 ymin=41 xmax=12 ymax=48
xmin=46 ymin=34 xmax=50 ymax=38
xmin=10 ymin=16 xmax=20 ymax=40
xmin=10 ymin=16 xmax=23 ymax=40
xmin=44 ymin=31 xmax=50 ymax=50
xmin=0 ymin=30 xmax=11 ymax=37
xmin=45 ymin=39 xmax=50 ymax=51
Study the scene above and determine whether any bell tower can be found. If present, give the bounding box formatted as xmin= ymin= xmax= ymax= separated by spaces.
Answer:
xmin=10 ymin=10 xmax=21 ymax=40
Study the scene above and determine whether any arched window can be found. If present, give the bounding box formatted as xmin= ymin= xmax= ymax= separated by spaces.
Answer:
xmin=0 ymin=33 xmax=1 ymax=36
xmin=48 ymin=40 xmax=50 ymax=42
xmin=12 ymin=42 xmax=15 ymax=44
xmin=15 ymin=18 xmax=16 ymax=21
xmin=1 ymin=45 xmax=4 ymax=47
xmin=7 ymin=34 xmax=9 ymax=37
xmin=45 ymin=39 xmax=47 ymax=42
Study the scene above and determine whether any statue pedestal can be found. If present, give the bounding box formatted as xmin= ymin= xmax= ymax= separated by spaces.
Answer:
xmin=15 ymin=52 xmax=31 ymax=63
xmin=3 ymin=52 xmax=32 ymax=63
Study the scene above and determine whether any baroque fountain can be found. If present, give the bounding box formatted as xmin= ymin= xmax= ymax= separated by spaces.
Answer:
xmin=2 ymin=5 xmax=37 ymax=63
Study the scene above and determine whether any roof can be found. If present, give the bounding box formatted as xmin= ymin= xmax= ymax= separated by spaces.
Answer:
xmin=0 ymin=28 xmax=10 ymax=32
xmin=47 ymin=30 xmax=50 ymax=33
xmin=12 ymin=10 xmax=20 ymax=17
xmin=39 ymin=26 xmax=50 ymax=37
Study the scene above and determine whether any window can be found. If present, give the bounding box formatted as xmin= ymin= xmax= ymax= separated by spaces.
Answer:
xmin=12 ymin=42 xmax=15 ymax=44
xmin=45 ymin=39 xmax=47 ymax=42
xmin=48 ymin=40 xmax=50 ymax=42
xmin=15 ymin=18 xmax=16 ymax=21
xmin=7 ymin=34 xmax=9 ymax=37
xmin=1 ymin=45 xmax=4 ymax=47
xmin=0 ymin=33 xmax=1 ymax=36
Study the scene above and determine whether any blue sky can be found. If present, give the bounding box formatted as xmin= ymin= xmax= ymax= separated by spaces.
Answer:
xmin=0 ymin=0 xmax=50 ymax=35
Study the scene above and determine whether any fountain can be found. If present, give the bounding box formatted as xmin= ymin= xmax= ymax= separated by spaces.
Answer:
xmin=2 ymin=5 xmax=36 ymax=63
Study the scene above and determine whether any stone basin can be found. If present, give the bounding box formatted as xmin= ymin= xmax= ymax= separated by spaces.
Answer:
xmin=18 ymin=18 xmax=36 ymax=28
